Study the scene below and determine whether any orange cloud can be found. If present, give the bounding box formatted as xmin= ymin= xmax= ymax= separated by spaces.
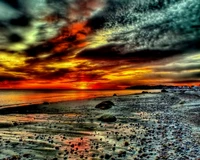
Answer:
xmin=49 ymin=21 xmax=91 ymax=54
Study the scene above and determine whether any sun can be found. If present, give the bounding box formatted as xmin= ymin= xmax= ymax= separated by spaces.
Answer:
xmin=78 ymin=82 xmax=88 ymax=90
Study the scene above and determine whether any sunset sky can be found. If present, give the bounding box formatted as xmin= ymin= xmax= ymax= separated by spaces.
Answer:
xmin=0 ymin=0 xmax=200 ymax=89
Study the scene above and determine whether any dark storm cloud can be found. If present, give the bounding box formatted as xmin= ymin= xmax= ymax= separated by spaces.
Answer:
xmin=106 ymin=0 xmax=183 ymax=13
xmin=0 ymin=0 xmax=200 ymax=87
xmin=0 ymin=0 xmax=63 ymax=49
xmin=1 ymin=1 xmax=31 ymax=27
xmin=77 ymin=44 xmax=183 ymax=62
xmin=180 ymin=72 xmax=200 ymax=79
xmin=9 ymin=15 xmax=31 ymax=27
xmin=0 ymin=74 xmax=26 ymax=82
xmin=25 ymin=42 xmax=55 ymax=57
xmin=24 ymin=41 xmax=74 ymax=59
xmin=37 ymin=68 xmax=71 ymax=79
xmin=2 ymin=0 xmax=21 ymax=10
xmin=8 ymin=33 xmax=24 ymax=43
xmin=1 ymin=0 xmax=199 ymax=56
xmin=155 ymin=63 xmax=200 ymax=72
xmin=172 ymin=80 xmax=200 ymax=84
xmin=86 ymin=0 xmax=200 ymax=55
xmin=0 ymin=0 xmax=103 ymax=51
xmin=0 ymin=0 xmax=199 ymax=54
xmin=172 ymin=72 xmax=200 ymax=84
xmin=144 ymin=70 xmax=200 ymax=84
xmin=86 ymin=13 xmax=106 ymax=30
xmin=8 ymin=65 xmax=71 ymax=80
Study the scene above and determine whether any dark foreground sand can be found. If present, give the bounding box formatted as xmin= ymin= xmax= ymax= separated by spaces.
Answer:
xmin=0 ymin=92 xmax=199 ymax=160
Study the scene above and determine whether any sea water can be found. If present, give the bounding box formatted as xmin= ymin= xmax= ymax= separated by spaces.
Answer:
xmin=0 ymin=89 xmax=160 ymax=108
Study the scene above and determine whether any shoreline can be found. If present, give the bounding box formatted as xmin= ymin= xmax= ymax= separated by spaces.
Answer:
xmin=0 ymin=93 xmax=139 ymax=114
xmin=0 ymin=89 xmax=161 ymax=110
xmin=0 ymin=91 xmax=199 ymax=159
xmin=0 ymin=89 xmax=199 ymax=112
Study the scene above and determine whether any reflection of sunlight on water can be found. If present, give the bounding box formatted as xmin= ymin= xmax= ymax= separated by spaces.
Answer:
xmin=60 ymin=137 xmax=91 ymax=152
xmin=63 ymin=113 xmax=80 ymax=118
xmin=0 ymin=89 xmax=160 ymax=107
xmin=0 ymin=115 xmax=32 ymax=123
xmin=0 ymin=112 xmax=95 ymax=159
xmin=0 ymin=114 xmax=51 ymax=123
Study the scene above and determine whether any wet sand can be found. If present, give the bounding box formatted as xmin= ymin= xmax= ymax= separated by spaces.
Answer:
xmin=0 ymin=92 xmax=199 ymax=160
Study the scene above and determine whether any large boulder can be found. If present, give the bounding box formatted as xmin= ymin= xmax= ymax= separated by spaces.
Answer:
xmin=161 ymin=89 xmax=168 ymax=93
xmin=95 ymin=101 xmax=114 ymax=110
xmin=97 ymin=114 xmax=117 ymax=122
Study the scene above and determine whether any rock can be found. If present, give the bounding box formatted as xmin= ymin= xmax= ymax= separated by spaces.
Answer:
xmin=95 ymin=101 xmax=114 ymax=110
xmin=0 ymin=122 xmax=13 ymax=128
xmin=142 ymin=91 xmax=148 ymax=93
xmin=9 ymin=155 xmax=21 ymax=160
xmin=179 ymin=100 xmax=185 ymax=104
xmin=55 ymin=146 xmax=60 ymax=150
xmin=43 ymin=101 xmax=50 ymax=105
xmin=23 ymin=154 xmax=31 ymax=158
xmin=118 ymin=151 xmax=126 ymax=157
xmin=105 ymin=154 xmax=112 ymax=159
xmin=5 ymin=140 xmax=10 ymax=143
xmin=161 ymin=89 xmax=168 ymax=93
xmin=124 ymin=141 xmax=129 ymax=146
xmin=113 ymin=93 xmax=117 ymax=96
xmin=13 ymin=122 xmax=18 ymax=126
xmin=97 ymin=115 xmax=117 ymax=122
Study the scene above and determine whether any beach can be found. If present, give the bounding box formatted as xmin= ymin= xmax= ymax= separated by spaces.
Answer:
xmin=0 ymin=91 xmax=200 ymax=160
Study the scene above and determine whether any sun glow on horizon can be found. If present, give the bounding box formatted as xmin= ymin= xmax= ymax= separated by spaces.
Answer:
xmin=75 ymin=82 xmax=89 ymax=90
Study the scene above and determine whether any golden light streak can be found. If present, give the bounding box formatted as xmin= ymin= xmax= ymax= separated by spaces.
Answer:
xmin=0 ymin=52 xmax=26 ymax=68
xmin=104 ymin=68 xmax=152 ymax=81
xmin=46 ymin=59 xmax=87 ymax=69
xmin=37 ymin=53 xmax=51 ymax=59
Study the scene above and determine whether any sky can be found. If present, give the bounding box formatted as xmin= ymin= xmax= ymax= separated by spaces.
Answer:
xmin=0 ymin=0 xmax=200 ymax=89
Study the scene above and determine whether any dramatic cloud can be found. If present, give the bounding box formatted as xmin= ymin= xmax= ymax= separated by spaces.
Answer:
xmin=77 ymin=44 xmax=184 ymax=62
xmin=0 ymin=0 xmax=200 ymax=89
xmin=0 ymin=74 xmax=26 ymax=82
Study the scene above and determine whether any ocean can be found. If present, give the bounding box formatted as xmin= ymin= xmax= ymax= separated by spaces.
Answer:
xmin=0 ymin=89 xmax=160 ymax=108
